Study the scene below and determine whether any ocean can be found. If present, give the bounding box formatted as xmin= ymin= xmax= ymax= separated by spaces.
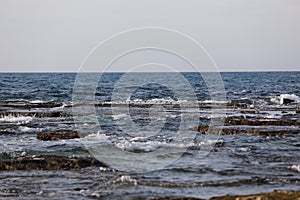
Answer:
xmin=0 ymin=72 xmax=299 ymax=199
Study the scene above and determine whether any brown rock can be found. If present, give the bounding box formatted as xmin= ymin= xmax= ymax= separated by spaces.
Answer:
xmin=37 ymin=130 xmax=79 ymax=141
xmin=226 ymin=117 xmax=299 ymax=126
xmin=210 ymin=189 xmax=300 ymax=200
xmin=191 ymin=125 xmax=299 ymax=136
xmin=151 ymin=198 xmax=202 ymax=200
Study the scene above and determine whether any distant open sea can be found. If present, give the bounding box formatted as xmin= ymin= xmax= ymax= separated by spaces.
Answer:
xmin=0 ymin=72 xmax=299 ymax=199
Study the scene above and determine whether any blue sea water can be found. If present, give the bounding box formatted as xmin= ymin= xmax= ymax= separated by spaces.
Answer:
xmin=0 ymin=72 xmax=299 ymax=199
xmin=0 ymin=72 xmax=299 ymax=103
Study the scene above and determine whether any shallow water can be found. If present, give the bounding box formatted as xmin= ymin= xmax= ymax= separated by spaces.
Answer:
xmin=0 ymin=72 xmax=299 ymax=199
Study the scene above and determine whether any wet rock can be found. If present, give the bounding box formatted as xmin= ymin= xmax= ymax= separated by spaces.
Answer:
xmin=192 ymin=125 xmax=299 ymax=136
xmin=0 ymin=111 xmax=71 ymax=118
xmin=240 ymin=109 xmax=257 ymax=114
xmin=0 ymin=130 xmax=16 ymax=135
xmin=193 ymin=126 xmax=248 ymax=135
xmin=210 ymin=189 xmax=300 ymax=200
xmin=226 ymin=117 xmax=299 ymax=126
xmin=282 ymin=98 xmax=295 ymax=105
xmin=0 ymin=155 xmax=107 ymax=170
xmin=37 ymin=130 xmax=79 ymax=141
xmin=227 ymin=102 xmax=248 ymax=109
xmin=151 ymin=197 xmax=203 ymax=200
xmin=251 ymin=129 xmax=300 ymax=136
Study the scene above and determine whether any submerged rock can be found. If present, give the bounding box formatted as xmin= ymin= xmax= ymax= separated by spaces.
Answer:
xmin=0 ymin=154 xmax=107 ymax=170
xmin=37 ymin=130 xmax=79 ymax=141
xmin=210 ymin=190 xmax=300 ymax=200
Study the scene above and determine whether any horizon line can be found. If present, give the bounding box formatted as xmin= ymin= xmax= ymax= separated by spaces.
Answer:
xmin=0 ymin=70 xmax=299 ymax=73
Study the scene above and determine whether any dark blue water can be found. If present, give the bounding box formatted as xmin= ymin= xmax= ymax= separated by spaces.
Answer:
xmin=0 ymin=72 xmax=299 ymax=103
xmin=0 ymin=72 xmax=299 ymax=199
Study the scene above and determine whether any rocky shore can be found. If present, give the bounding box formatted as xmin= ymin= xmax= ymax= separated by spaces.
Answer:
xmin=149 ymin=190 xmax=300 ymax=200
xmin=37 ymin=129 xmax=79 ymax=141
xmin=152 ymin=190 xmax=300 ymax=200
xmin=0 ymin=154 xmax=107 ymax=170
xmin=210 ymin=190 xmax=300 ymax=200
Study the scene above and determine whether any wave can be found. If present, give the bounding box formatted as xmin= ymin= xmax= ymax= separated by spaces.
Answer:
xmin=0 ymin=115 xmax=33 ymax=124
xmin=82 ymin=133 xmax=221 ymax=153
xmin=288 ymin=165 xmax=300 ymax=172
xmin=18 ymin=126 xmax=42 ymax=133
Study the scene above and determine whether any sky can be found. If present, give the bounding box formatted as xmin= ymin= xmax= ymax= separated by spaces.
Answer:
xmin=0 ymin=0 xmax=299 ymax=72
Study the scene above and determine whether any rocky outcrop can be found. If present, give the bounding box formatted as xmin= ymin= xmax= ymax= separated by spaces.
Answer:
xmin=225 ymin=117 xmax=299 ymax=126
xmin=0 ymin=100 xmax=63 ymax=109
xmin=210 ymin=190 xmax=300 ymax=200
xmin=37 ymin=130 xmax=79 ymax=141
xmin=0 ymin=155 xmax=107 ymax=170
xmin=151 ymin=198 xmax=202 ymax=200
xmin=191 ymin=125 xmax=299 ymax=136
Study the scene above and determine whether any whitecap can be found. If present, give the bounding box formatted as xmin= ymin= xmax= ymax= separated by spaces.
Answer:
xmin=18 ymin=126 xmax=41 ymax=133
xmin=200 ymin=100 xmax=228 ymax=104
xmin=114 ymin=175 xmax=137 ymax=185
xmin=288 ymin=165 xmax=300 ymax=172
xmin=30 ymin=100 xmax=47 ymax=104
xmin=0 ymin=115 xmax=33 ymax=124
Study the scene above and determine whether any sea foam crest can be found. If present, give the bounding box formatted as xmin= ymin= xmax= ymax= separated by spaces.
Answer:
xmin=288 ymin=165 xmax=300 ymax=172
xmin=0 ymin=115 xmax=33 ymax=124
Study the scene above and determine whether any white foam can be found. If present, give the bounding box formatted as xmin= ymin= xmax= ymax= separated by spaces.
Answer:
xmin=114 ymin=175 xmax=137 ymax=185
xmin=0 ymin=115 xmax=33 ymax=124
xmin=30 ymin=100 xmax=47 ymax=104
xmin=18 ymin=126 xmax=41 ymax=132
xmin=270 ymin=97 xmax=280 ymax=104
xmin=115 ymin=140 xmax=163 ymax=152
xmin=49 ymin=104 xmax=65 ymax=111
xmin=288 ymin=165 xmax=300 ymax=172
xmin=115 ymin=175 xmax=137 ymax=185
xmin=112 ymin=113 xmax=128 ymax=120
xmin=125 ymin=97 xmax=187 ymax=104
xmin=200 ymin=100 xmax=228 ymax=104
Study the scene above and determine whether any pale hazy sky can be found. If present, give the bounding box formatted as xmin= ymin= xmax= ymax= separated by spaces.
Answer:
xmin=0 ymin=0 xmax=299 ymax=72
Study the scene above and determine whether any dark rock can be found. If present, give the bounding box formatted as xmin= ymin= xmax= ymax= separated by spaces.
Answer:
xmin=37 ymin=130 xmax=79 ymax=141
xmin=251 ymin=129 xmax=300 ymax=136
xmin=0 ymin=130 xmax=16 ymax=135
xmin=240 ymin=109 xmax=257 ymax=114
xmin=151 ymin=197 xmax=202 ymax=200
xmin=210 ymin=190 xmax=300 ymax=200
xmin=282 ymin=98 xmax=295 ymax=105
xmin=0 ymin=155 xmax=107 ymax=170
xmin=227 ymin=102 xmax=248 ymax=109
